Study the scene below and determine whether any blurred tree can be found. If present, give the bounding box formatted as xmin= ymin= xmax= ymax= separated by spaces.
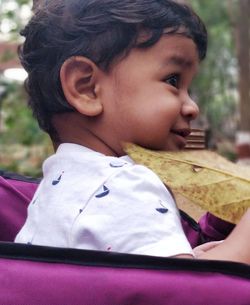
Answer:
xmin=0 ymin=0 xmax=32 ymax=41
xmin=0 ymin=0 xmax=35 ymax=140
xmin=237 ymin=0 xmax=250 ymax=132
xmin=0 ymin=0 xmax=50 ymax=175
xmin=189 ymin=0 xmax=238 ymax=140
xmin=227 ymin=0 xmax=250 ymax=162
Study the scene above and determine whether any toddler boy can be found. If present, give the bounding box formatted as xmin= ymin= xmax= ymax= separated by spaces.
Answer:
xmin=15 ymin=0 xmax=250 ymax=264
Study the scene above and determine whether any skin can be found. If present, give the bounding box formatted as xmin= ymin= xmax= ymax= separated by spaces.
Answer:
xmin=197 ymin=209 xmax=250 ymax=263
xmin=54 ymin=34 xmax=199 ymax=156
xmin=54 ymin=33 xmax=250 ymax=264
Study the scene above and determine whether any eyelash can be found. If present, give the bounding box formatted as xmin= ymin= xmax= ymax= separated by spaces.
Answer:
xmin=165 ymin=74 xmax=180 ymax=89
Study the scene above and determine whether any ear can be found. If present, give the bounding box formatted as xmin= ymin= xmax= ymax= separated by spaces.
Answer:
xmin=60 ymin=56 xmax=103 ymax=116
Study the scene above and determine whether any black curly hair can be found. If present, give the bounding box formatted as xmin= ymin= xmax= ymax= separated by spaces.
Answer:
xmin=19 ymin=0 xmax=207 ymax=137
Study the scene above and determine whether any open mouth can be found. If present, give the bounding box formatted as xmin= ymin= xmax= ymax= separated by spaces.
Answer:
xmin=170 ymin=129 xmax=191 ymax=149
xmin=171 ymin=129 xmax=191 ymax=138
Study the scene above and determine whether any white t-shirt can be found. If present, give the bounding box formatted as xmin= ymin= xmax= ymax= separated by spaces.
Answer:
xmin=15 ymin=143 xmax=193 ymax=257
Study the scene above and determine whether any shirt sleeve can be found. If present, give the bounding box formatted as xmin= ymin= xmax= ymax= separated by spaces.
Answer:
xmin=70 ymin=163 xmax=193 ymax=257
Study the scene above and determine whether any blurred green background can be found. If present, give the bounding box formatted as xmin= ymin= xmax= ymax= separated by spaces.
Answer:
xmin=0 ymin=0 xmax=250 ymax=176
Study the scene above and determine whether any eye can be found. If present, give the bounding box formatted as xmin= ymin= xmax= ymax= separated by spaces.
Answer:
xmin=165 ymin=74 xmax=180 ymax=88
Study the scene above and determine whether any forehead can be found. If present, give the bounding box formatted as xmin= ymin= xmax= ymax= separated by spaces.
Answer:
xmin=149 ymin=34 xmax=199 ymax=68
xmin=109 ymin=34 xmax=199 ymax=76
xmin=123 ymin=34 xmax=198 ymax=68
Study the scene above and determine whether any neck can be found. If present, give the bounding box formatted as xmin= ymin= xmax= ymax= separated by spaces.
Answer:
xmin=51 ymin=112 xmax=119 ymax=156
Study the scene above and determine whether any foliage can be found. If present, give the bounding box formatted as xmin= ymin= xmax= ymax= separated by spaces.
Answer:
xmin=0 ymin=78 xmax=51 ymax=176
xmin=0 ymin=0 xmax=50 ymax=176
xmin=0 ymin=0 xmax=32 ymax=41
xmin=0 ymin=79 xmax=46 ymax=146
xmin=190 ymin=0 xmax=238 ymax=136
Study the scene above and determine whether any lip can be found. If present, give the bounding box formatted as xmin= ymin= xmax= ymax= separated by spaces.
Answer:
xmin=171 ymin=128 xmax=191 ymax=138
xmin=170 ymin=128 xmax=191 ymax=148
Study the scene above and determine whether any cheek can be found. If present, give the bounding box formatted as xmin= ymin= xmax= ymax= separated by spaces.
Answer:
xmin=150 ymin=95 xmax=181 ymax=121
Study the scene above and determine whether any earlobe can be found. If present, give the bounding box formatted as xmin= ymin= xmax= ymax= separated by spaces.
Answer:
xmin=60 ymin=56 xmax=103 ymax=116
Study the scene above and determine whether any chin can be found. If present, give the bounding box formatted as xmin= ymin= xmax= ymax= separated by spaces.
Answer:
xmin=137 ymin=141 xmax=183 ymax=152
xmin=163 ymin=143 xmax=184 ymax=152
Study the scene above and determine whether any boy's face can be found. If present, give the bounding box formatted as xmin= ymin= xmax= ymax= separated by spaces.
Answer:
xmin=96 ymin=34 xmax=200 ymax=155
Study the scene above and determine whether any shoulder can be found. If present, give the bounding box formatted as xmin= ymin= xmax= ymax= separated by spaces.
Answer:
xmin=103 ymin=158 xmax=177 ymax=211
xmin=42 ymin=145 xmax=175 ymax=207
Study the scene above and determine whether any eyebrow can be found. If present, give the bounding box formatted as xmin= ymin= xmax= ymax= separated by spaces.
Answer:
xmin=165 ymin=55 xmax=195 ymax=69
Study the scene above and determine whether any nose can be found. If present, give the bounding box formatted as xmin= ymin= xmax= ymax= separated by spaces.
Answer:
xmin=181 ymin=95 xmax=199 ymax=121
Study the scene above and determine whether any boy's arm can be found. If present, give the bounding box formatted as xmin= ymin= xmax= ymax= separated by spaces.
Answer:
xmin=172 ymin=241 xmax=222 ymax=259
xmin=197 ymin=209 xmax=250 ymax=264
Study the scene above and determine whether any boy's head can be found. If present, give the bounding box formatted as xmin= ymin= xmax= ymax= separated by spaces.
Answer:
xmin=20 ymin=0 xmax=207 ymax=155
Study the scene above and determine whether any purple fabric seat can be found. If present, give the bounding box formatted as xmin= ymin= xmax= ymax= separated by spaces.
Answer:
xmin=1 ymin=242 xmax=250 ymax=305
xmin=0 ymin=171 xmax=249 ymax=305
xmin=0 ymin=172 xmax=38 ymax=242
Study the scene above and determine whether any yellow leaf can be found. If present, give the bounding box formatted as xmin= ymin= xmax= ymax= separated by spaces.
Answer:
xmin=124 ymin=143 xmax=250 ymax=224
